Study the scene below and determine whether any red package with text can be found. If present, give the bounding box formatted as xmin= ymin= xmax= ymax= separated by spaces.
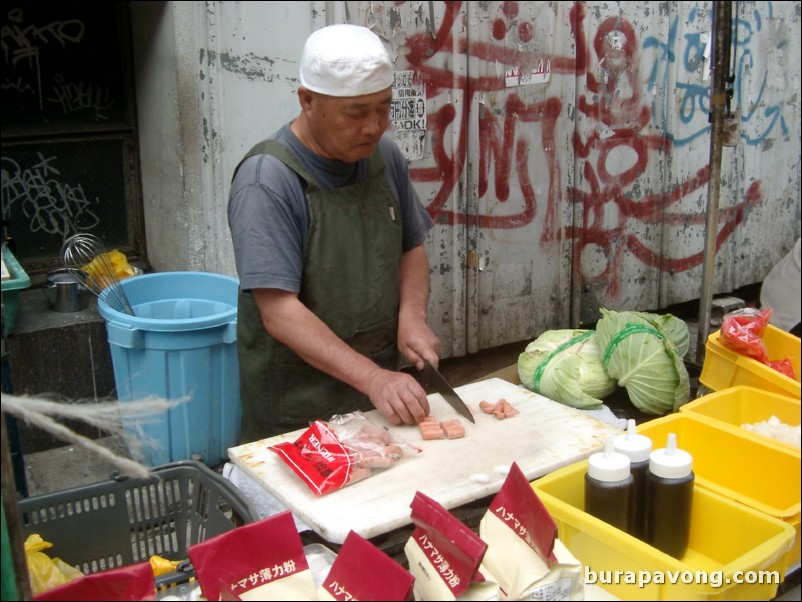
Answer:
xmin=187 ymin=511 xmax=317 ymax=601
xmin=479 ymin=462 xmax=583 ymax=600
xmin=33 ymin=561 xmax=155 ymax=601
xmin=404 ymin=491 xmax=499 ymax=600
xmin=269 ymin=411 xmax=419 ymax=496
xmin=317 ymin=530 xmax=414 ymax=600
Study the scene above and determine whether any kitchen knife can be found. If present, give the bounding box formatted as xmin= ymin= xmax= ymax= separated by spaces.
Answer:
xmin=423 ymin=361 xmax=475 ymax=423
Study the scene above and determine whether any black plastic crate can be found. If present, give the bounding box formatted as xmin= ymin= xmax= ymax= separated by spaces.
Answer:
xmin=17 ymin=460 xmax=258 ymax=579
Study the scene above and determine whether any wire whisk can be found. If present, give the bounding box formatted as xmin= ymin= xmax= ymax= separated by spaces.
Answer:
xmin=62 ymin=233 xmax=136 ymax=316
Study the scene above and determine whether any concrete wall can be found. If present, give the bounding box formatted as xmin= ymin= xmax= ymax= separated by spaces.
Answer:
xmin=5 ymin=289 xmax=117 ymax=453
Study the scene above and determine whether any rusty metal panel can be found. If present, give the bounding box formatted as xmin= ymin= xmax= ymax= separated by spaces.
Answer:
xmin=649 ymin=1 xmax=729 ymax=312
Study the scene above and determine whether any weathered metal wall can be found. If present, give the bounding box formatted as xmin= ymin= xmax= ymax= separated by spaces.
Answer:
xmin=567 ymin=1 xmax=801 ymax=323
xmin=133 ymin=1 xmax=801 ymax=359
xmin=332 ymin=1 xmax=801 ymax=354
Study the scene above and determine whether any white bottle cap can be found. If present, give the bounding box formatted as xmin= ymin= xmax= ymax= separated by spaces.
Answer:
xmin=613 ymin=419 xmax=652 ymax=463
xmin=588 ymin=439 xmax=631 ymax=482
xmin=649 ymin=433 xmax=693 ymax=479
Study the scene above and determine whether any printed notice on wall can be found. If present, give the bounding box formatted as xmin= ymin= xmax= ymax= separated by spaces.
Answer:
xmin=505 ymin=59 xmax=551 ymax=87
xmin=391 ymin=70 xmax=426 ymax=161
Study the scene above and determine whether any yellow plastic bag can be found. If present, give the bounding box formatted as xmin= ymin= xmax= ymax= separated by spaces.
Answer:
xmin=80 ymin=249 xmax=136 ymax=289
xmin=24 ymin=534 xmax=84 ymax=595
xmin=149 ymin=554 xmax=182 ymax=577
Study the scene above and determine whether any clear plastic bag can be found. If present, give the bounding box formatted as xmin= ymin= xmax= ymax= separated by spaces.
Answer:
xmin=720 ymin=307 xmax=796 ymax=379
xmin=269 ymin=411 xmax=420 ymax=495
xmin=720 ymin=307 xmax=772 ymax=362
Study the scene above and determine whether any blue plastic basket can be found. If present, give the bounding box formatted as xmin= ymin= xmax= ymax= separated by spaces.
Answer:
xmin=98 ymin=272 xmax=241 ymax=467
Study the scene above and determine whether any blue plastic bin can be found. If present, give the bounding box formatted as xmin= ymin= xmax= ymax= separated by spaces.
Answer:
xmin=98 ymin=272 xmax=241 ymax=467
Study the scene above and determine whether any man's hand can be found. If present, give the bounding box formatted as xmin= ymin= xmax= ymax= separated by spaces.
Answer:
xmin=254 ymin=289 xmax=432 ymax=426
xmin=364 ymin=367 xmax=431 ymax=426
xmin=397 ymin=319 xmax=441 ymax=371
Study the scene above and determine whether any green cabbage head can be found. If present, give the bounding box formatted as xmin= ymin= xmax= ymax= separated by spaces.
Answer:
xmin=595 ymin=308 xmax=691 ymax=415
xmin=517 ymin=329 xmax=617 ymax=409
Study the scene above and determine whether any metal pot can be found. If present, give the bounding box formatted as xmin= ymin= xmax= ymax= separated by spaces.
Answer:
xmin=42 ymin=269 xmax=91 ymax=312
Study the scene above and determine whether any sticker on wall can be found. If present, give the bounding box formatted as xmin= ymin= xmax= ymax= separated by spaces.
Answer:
xmin=702 ymin=32 xmax=711 ymax=80
xmin=505 ymin=59 xmax=552 ymax=87
xmin=391 ymin=70 xmax=427 ymax=161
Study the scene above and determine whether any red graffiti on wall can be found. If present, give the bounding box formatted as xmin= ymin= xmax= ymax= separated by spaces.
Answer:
xmin=569 ymin=11 xmax=758 ymax=294
xmin=404 ymin=1 xmax=564 ymax=233
xmin=401 ymin=1 xmax=759 ymax=289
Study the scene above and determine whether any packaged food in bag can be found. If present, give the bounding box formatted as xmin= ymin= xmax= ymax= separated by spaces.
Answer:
xmin=720 ymin=307 xmax=772 ymax=362
xmin=721 ymin=307 xmax=797 ymax=378
xmin=404 ymin=491 xmax=499 ymax=600
xmin=479 ymin=462 xmax=583 ymax=600
xmin=317 ymin=530 xmax=414 ymax=600
xmin=187 ymin=511 xmax=317 ymax=600
xmin=270 ymin=411 xmax=420 ymax=495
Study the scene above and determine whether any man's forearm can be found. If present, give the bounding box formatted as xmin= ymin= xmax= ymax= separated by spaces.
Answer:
xmin=398 ymin=244 xmax=431 ymax=324
xmin=253 ymin=289 xmax=382 ymax=394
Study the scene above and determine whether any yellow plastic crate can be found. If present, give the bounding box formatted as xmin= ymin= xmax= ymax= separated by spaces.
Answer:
xmin=638 ymin=413 xmax=801 ymax=575
xmin=679 ymin=386 xmax=800 ymax=455
xmin=532 ymin=460 xmax=795 ymax=600
xmin=699 ymin=325 xmax=801 ymax=399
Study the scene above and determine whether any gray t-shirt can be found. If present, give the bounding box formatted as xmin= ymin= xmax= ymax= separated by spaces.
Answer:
xmin=228 ymin=124 xmax=433 ymax=292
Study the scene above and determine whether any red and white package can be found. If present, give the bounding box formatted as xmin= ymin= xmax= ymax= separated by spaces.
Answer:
xmin=404 ymin=491 xmax=499 ymax=600
xmin=32 ymin=561 xmax=155 ymax=601
xmin=317 ymin=530 xmax=414 ymax=600
xmin=269 ymin=412 xmax=419 ymax=496
xmin=187 ymin=511 xmax=317 ymax=601
xmin=479 ymin=462 xmax=584 ymax=600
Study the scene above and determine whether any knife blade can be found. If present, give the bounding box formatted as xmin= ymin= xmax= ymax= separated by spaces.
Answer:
xmin=423 ymin=361 xmax=475 ymax=423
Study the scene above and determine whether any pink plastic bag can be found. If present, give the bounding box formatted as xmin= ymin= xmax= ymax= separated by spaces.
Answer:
xmin=720 ymin=307 xmax=797 ymax=379
xmin=720 ymin=307 xmax=772 ymax=362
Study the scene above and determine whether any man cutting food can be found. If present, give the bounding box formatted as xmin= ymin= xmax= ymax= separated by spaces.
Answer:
xmin=228 ymin=24 xmax=441 ymax=442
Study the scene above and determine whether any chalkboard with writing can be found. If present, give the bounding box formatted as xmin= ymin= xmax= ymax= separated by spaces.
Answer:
xmin=1 ymin=2 xmax=131 ymax=135
xmin=1 ymin=139 xmax=132 ymax=263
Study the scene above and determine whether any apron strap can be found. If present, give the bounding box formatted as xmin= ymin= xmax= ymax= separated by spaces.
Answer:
xmin=233 ymin=138 xmax=385 ymax=191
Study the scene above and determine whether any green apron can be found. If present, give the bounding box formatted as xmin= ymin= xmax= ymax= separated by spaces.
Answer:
xmin=234 ymin=140 xmax=403 ymax=441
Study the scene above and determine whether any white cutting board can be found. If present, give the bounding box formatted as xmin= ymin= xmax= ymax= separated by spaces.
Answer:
xmin=228 ymin=378 xmax=623 ymax=544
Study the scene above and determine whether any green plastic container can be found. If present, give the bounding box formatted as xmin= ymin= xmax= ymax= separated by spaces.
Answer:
xmin=1 ymin=244 xmax=31 ymax=334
